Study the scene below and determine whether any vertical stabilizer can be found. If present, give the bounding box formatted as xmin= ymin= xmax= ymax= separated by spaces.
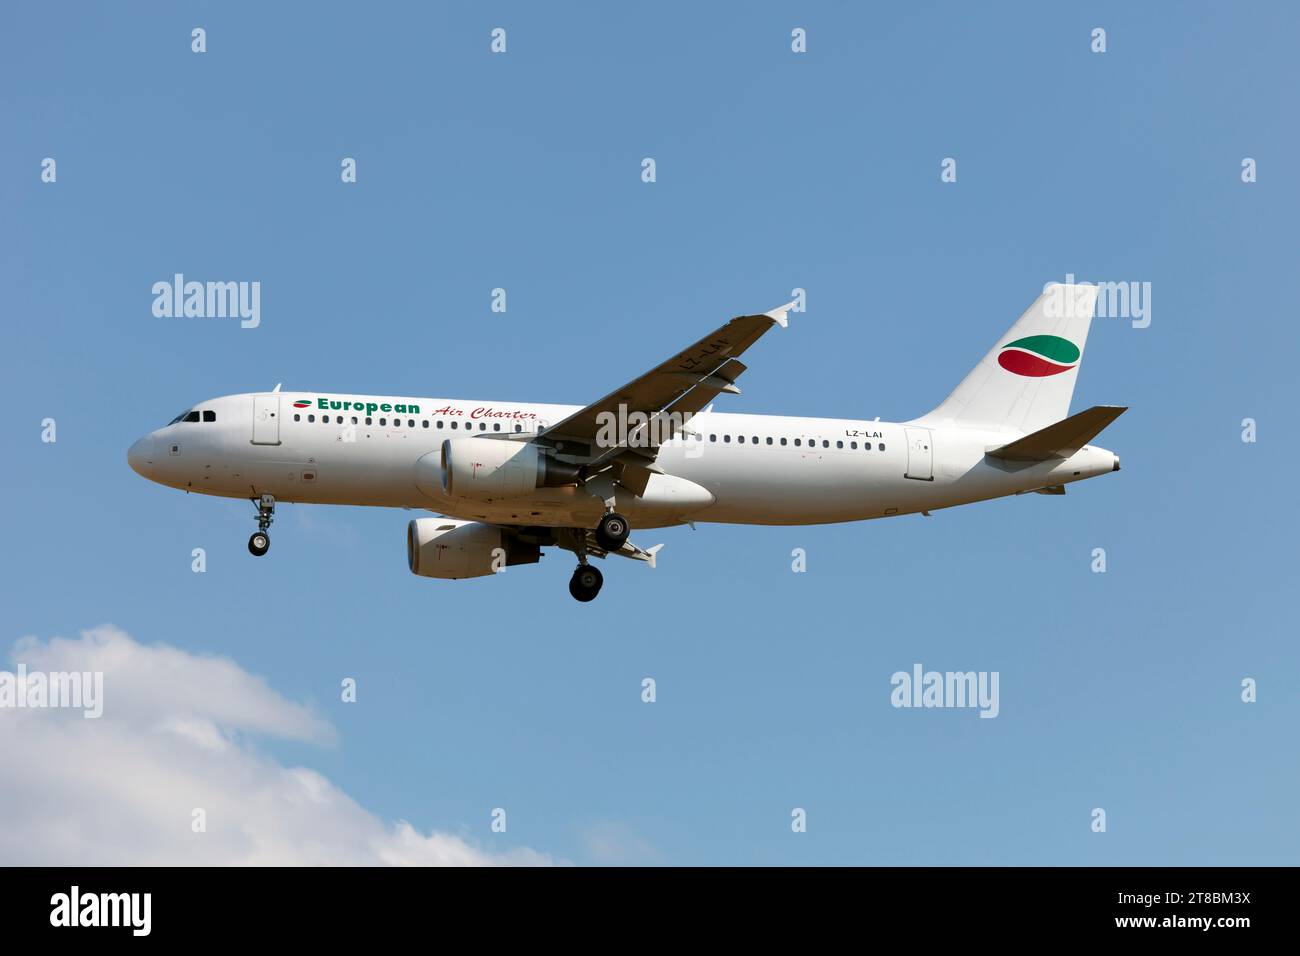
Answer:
xmin=914 ymin=284 xmax=1100 ymax=434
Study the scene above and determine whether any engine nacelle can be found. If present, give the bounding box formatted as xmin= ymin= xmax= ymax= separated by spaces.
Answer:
xmin=437 ymin=438 xmax=580 ymax=501
xmin=407 ymin=518 xmax=540 ymax=580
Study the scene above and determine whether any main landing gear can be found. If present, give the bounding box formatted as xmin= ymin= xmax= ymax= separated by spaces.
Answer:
xmin=594 ymin=511 xmax=629 ymax=552
xmin=569 ymin=563 xmax=604 ymax=602
xmin=248 ymin=493 xmax=275 ymax=556
xmin=567 ymin=512 xmax=630 ymax=601
xmin=568 ymin=520 xmax=613 ymax=602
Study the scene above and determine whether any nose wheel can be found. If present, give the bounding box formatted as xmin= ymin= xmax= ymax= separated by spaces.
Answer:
xmin=594 ymin=511 xmax=630 ymax=552
xmin=248 ymin=493 xmax=275 ymax=557
xmin=569 ymin=564 xmax=604 ymax=602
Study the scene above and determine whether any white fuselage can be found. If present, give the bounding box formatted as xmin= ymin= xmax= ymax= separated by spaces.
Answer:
xmin=127 ymin=392 xmax=1119 ymax=529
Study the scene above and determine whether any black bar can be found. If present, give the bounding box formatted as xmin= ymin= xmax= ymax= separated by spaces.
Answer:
xmin=0 ymin=866 xmax=1280 ymax=941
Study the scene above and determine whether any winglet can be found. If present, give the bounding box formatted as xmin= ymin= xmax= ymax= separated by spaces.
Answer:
xmin=645 ymin=543 xmax=664 ymax=569
xmin=765 ymin=301 xmax=797 ymax=329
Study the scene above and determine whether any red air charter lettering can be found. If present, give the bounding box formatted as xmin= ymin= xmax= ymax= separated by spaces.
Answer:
xmin=470 ymin=407 xmax=539 ymax=421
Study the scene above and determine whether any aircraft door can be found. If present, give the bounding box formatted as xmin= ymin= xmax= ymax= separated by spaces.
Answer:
xmin=252 ymin=394 xmax=281 ymax=445
xmin=904 ymin=427 xmax=933 ymax=480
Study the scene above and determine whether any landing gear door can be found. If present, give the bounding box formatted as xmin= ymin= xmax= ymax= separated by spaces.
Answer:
xmin=252 ymin=394 xmax=281 ymax=445
xmin=904 ymin=427 xmax=933 ymax=481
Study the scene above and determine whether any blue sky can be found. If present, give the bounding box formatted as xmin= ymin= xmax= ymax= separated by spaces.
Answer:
xmin=2 ymin=1 xmax=1297 ymax=864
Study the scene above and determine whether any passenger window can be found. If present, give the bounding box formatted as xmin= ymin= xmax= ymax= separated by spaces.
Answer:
xmin=780 ymin=438 xmax=787 ymax=446
xmin=738 ymin=436 xmax=745 ymax=444
xmin=294 ymin=414 xmax=301 ymax=422
xmin=836 ymin=441 xmax=843 ymax=449
xmin=422 ymin=420 xmax=429 ymax=428
xmin=823 ymin=440 xmax=829 ymax=448
xmin=437 ymin=421 xmax=444 ymax=429
xmin=878 ymin=443 xmax=885 ymax=451
xmin=851 ymin=441 xmax=857 ymax=449
xmin=379 ymin=418 xmax=387 ymax=426
xmin=409 ymin=419 xmax=415 ymax=428
xmin=203 ymin=410 xmax=216 ymax=423
xmin=451 ymin=421 xmax=458 ymax=429
xmin=724 ymin=435 xmax=731 ymax=443
xmin=493 ymin=423 xmax=500 ymax=431
xmin=766 ymin=437 xmax=773 ymax=445
xmin=365 ymin=417 xmax=372 ymax=425
xmin=710 ymin=434 xmax=716 ymax=442
xmin=480 ymin=423 xmax=486 ymax=431
xmin=514 ymin=424 xmax=521 ymax=432
xmin=794 ymin=439 xmax=801 ymax=446
xmin=308 ymin=414 xmax=315 ymax=422
xmin=752 ymin=436 xmax=758 ymax=444
xmin=352 ymin=417 xmax=358 ymax=425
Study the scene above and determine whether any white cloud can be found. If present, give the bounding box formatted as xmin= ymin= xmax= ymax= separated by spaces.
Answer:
xmin=580 ymin=821 xmax=664 ymax=866
xmin=0 ymin=625 xmax=554 ymax=866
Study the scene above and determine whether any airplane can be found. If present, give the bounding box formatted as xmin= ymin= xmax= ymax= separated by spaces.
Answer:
xmin=128 ymin=283 xmax=1123 ymax=601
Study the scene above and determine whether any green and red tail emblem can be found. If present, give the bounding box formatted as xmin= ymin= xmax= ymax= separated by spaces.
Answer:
xmin=997 ymin=335 xmax=1080 ymax=377
xmin=292 ymin=399 xmax=312 ymax=408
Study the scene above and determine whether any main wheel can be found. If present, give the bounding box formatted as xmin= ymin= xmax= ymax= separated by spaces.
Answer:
xmin=568 ymin=564 xmax=604 ymax=602
xmin=594 ymin=512 xmax=630 ymax=551
xmin=248 ymin=532 xmax=270 ymax=556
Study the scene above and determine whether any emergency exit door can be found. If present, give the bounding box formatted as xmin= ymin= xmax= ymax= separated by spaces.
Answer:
xmin=904 ymin=427 xmax=933 ymax=480
xmin=252 ymin=394 xmax=281 ymax=445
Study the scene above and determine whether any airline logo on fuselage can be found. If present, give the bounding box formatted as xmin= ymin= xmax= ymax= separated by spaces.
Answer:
xmin=294 ymin=397 xmax=422 ymax=415
xmin=290 ymin=397 xmax=542 ymax=421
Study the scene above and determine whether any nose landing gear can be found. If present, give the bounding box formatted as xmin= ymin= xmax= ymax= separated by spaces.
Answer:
xmin=248 ymin=493 xmax=275 ymax=556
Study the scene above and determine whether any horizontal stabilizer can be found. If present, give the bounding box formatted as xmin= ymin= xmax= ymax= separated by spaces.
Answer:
xmin=987 ymin=405 xmax=1127 ymax=462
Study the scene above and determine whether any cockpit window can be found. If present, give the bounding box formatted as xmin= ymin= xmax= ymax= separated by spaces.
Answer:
xmin=167 ymin=408 xmax=215 ymax=424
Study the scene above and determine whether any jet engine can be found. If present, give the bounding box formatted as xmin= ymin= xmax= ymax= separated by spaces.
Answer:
xmin=437 ymin=438 xmax=580 ymax=501
xmin=407 ymin=518 xmax=540 ymax=580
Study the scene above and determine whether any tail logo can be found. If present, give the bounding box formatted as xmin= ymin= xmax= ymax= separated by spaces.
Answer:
xmin=997 ymin=335 xmax=1080 ymax=377
xmin=292 ymin=399 xmax=312 ymax=408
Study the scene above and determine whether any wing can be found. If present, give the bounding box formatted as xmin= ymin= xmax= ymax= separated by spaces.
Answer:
xmin=538 ymin=302 xmax=797 ymax=462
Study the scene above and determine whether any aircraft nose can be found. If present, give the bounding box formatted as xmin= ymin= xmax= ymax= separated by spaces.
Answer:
xmin=128 ymin=436 xmax=155 ymax=478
